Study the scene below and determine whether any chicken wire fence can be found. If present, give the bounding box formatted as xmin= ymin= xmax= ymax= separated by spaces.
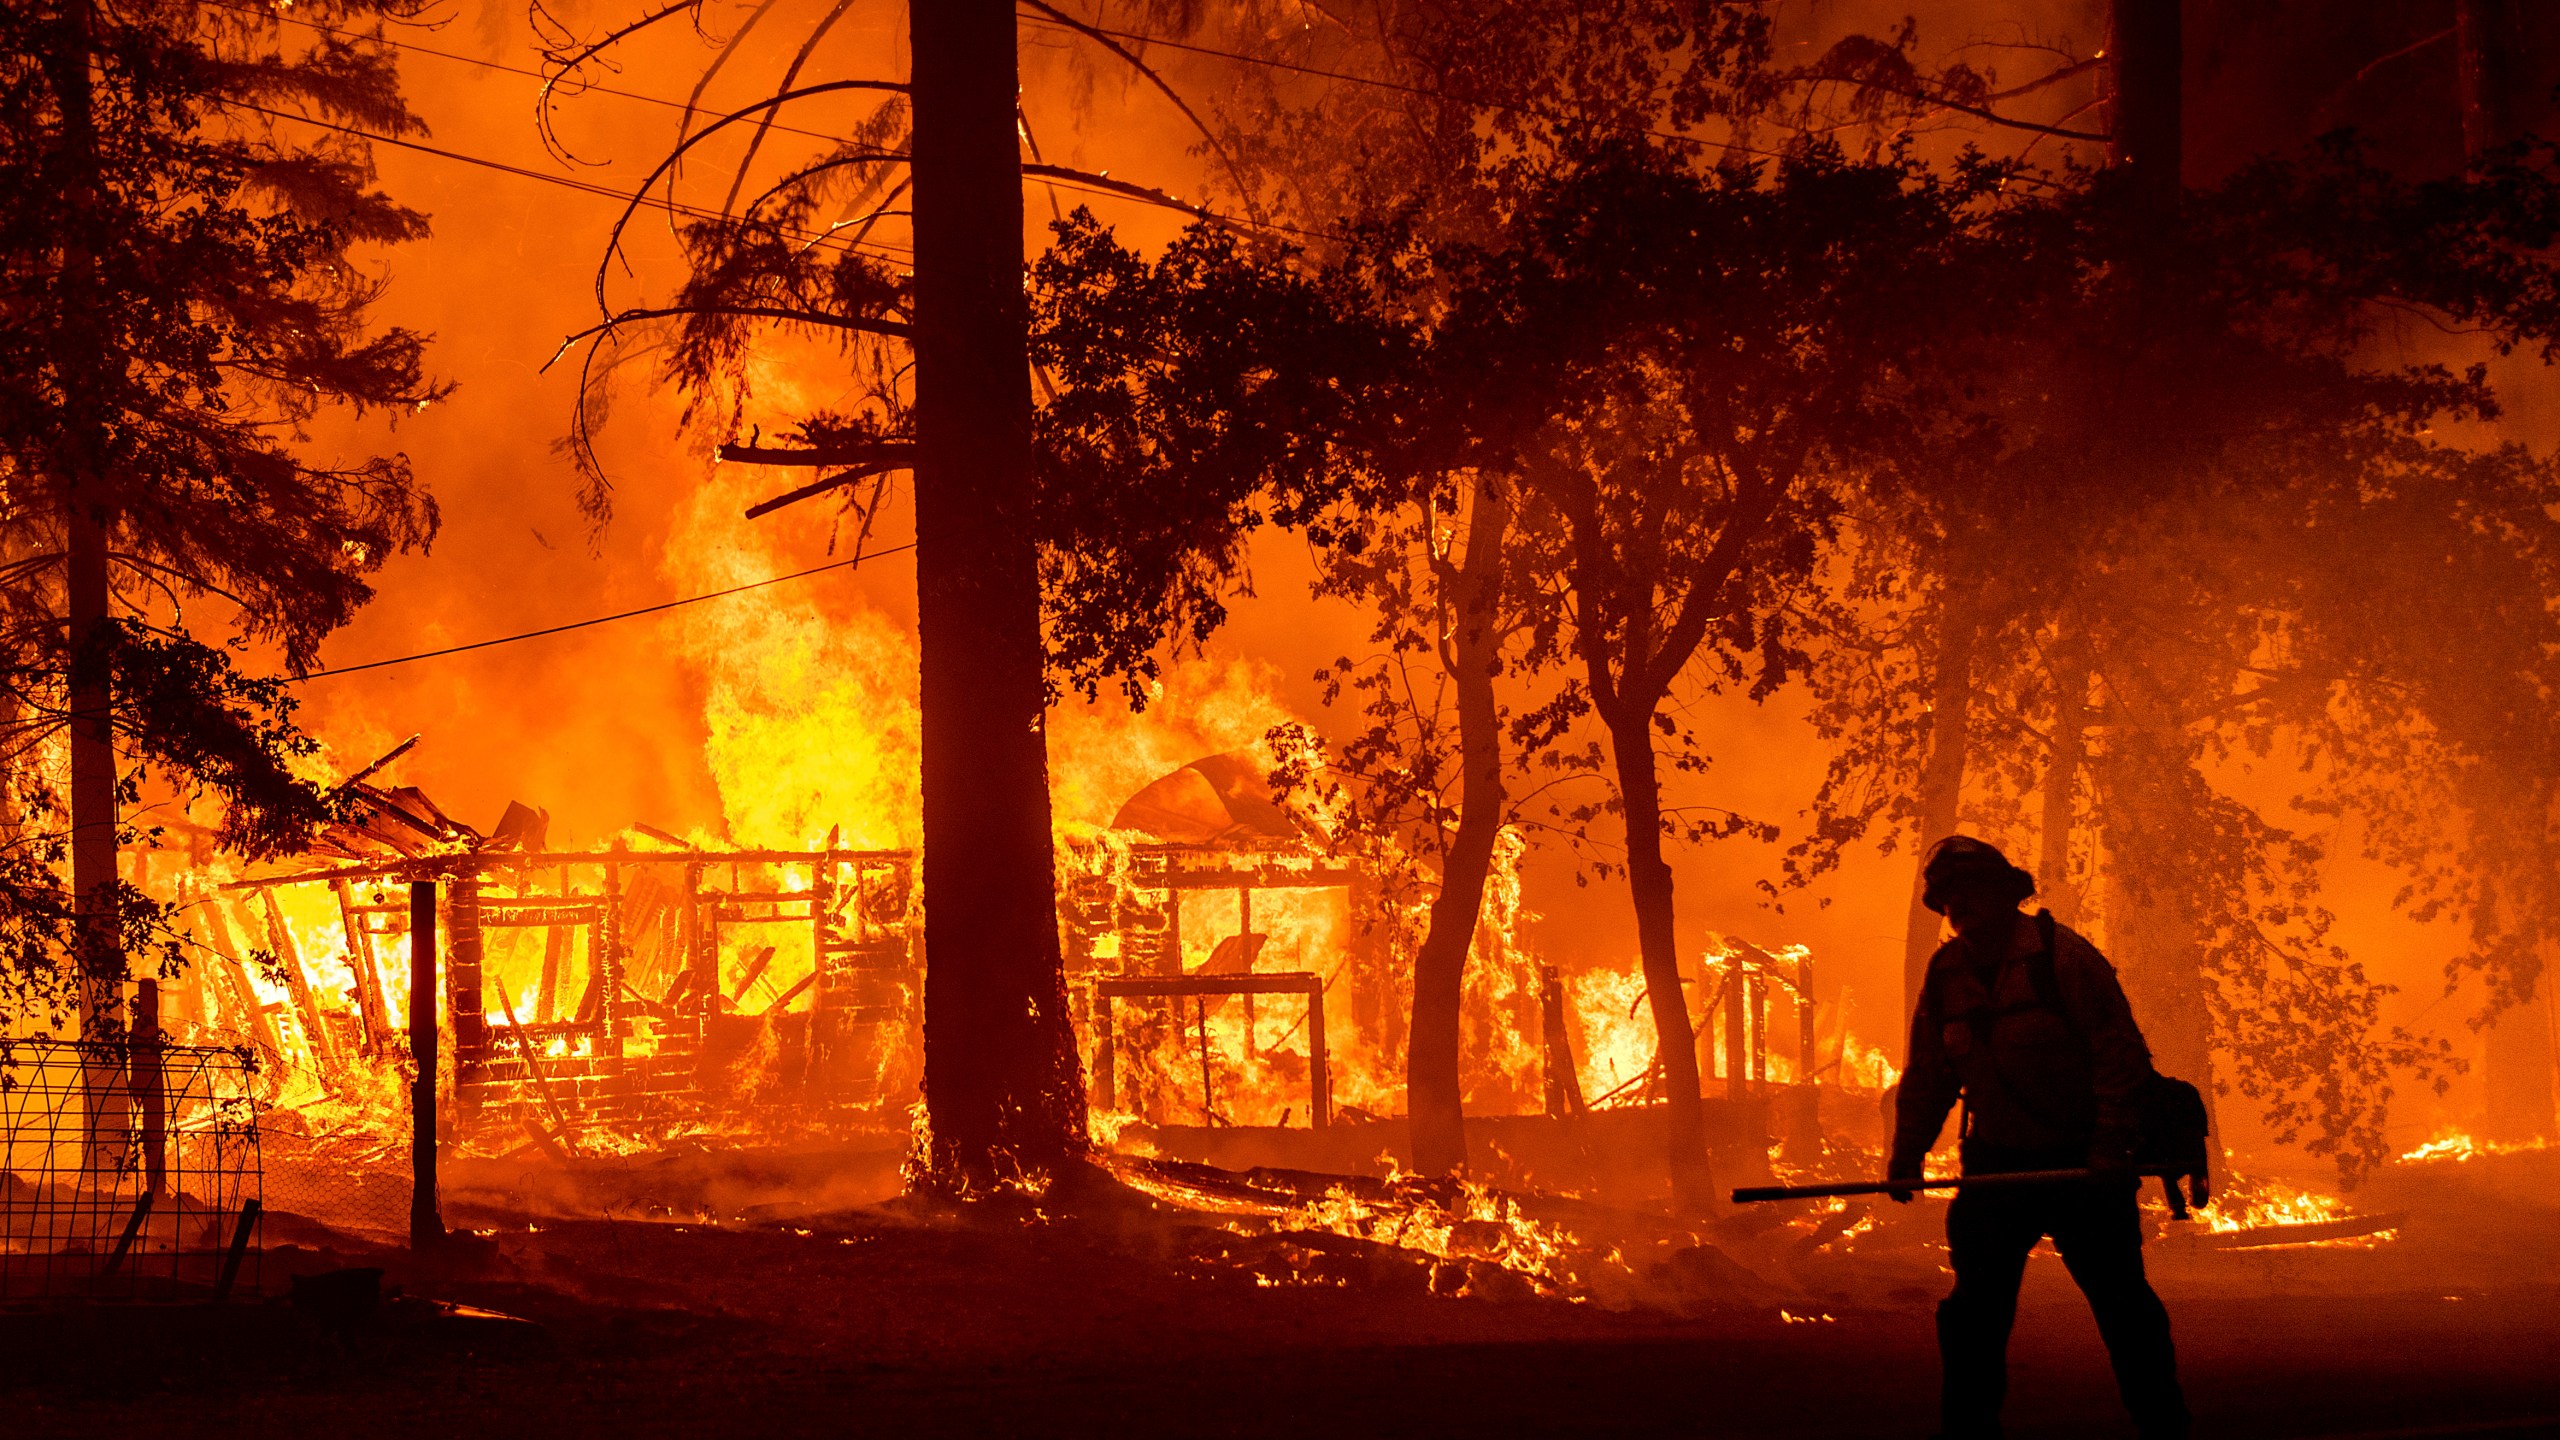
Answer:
xmin=0 ymin=1036 xmax=262 ymax=1302
xmin=184 ymin=1026 xmax=416 ymax=1241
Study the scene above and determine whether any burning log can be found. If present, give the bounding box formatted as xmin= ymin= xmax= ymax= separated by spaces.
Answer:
xmin=728 ymin=945 xmax=778 ymax=1005
xmin=337 ymin=734 xmax=419 ymax=791
xmin=2179 ymin=1212 xmax=2409 ymax=1250
xmin=762 ymin=970 xmax=818 ymax=1016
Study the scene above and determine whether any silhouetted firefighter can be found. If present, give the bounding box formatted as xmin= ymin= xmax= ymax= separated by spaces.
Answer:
xmin=1891 ymin=837 xmax=2190 ymax=1440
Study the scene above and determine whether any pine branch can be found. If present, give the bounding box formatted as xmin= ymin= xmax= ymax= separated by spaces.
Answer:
xmin=544 ymin=305 xmax=912 ymax=373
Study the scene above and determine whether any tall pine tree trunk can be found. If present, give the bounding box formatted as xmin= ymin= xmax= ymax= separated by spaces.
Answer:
xmin=911 ymin=0 xmax=1085 ymax=1188
xmin=1901 ymin=598 xmax=1975 ymax=1021
xmin=46 ymin=0 xmax=127 ymax=1151
xmin=2106 ymin=0 xmax=2182 ymax=208
xmin=1407 ymin=479 xmax=1509 ymax=1176
xmin=2457 ymin=0 xmax=2556 ymax=1144
xmin=1602 ymin=690 xmax=1715 ymax=1211
xmin=2094 ymin=0 xmax=2216 ymax=1095
xmin=2457 ymin=0 xmax=2525 ymax=161
xmin=2039 ymin=641 xmax=2090 ymax=925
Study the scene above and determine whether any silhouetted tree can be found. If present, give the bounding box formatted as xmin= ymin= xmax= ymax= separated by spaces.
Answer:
xmin=0 ymin=0 xmax=440 ymax=1037
xmin=1163 ymin=0 xmax=1780 ymax=1179
xmin=1791 ymin=135 xmax=2560 ymax=1176
xmin=537 ymin=0 xmax=1366 ymax=1187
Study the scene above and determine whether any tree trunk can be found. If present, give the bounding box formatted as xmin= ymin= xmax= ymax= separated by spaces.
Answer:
xmin=47 ymin=0 xmax=127 ymax=1158
xmin=911 ymin=0 xmax=1085 ymax=1189
xmin=1603 ymin=699 xmax=1716 ymax=1211
xmin=1407 ymin=478 xmax=1510 ymax=1176
xmin=2483 ymin=976 xmax=2556 ymax=1145
xmin=70 ymin=504 xmax=117 ymax=1023
xmin=1901 ymin=601 xmax=1975 ymax=1023
xmin=2039 ymin=643 xmax=2090 ymax=925
xmin=2457 ymin=0 xmax=2526 ymax=159
xmin=2456 ymin=0 xmax=2554 ymax=1147
xmin=2106 ymin=0 xmax=2183 ymax=205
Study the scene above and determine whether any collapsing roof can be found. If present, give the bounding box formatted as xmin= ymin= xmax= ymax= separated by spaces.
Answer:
xmin=1109 ymin=751 xmax=1315 ymax=846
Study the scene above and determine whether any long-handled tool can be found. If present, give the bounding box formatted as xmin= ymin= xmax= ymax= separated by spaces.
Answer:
xmin=1733 ymin=1168 xmax=2167 ymax=1204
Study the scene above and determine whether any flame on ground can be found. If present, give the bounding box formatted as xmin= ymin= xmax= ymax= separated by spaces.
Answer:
xmin=2397 ymin=1130 xmax=2552 ymax=1165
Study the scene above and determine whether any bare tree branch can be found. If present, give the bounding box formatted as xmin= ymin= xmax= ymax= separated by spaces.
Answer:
xmin=1015 ymin=0 xmax=1266 ymax=223
xmin=544 ymin=306 xmax=912 ymax=374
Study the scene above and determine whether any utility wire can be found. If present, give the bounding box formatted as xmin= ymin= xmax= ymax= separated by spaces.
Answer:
xmin=209 ymin=0 xmax=870 ymax=155
xmin=296 ymin=543 xmax=913 ymax=680
xmin=237 ymin=101 xmax=915 ymax=260
xmin=1013 ymin=6 xmax=1787 ymax=163
xmin=231 ymin=2 xmax=1313 ymax=240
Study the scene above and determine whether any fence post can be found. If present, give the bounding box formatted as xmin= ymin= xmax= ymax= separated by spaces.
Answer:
xmin=409 ymin=877 xmax=442 ymax=1249
xmin=132 ymin=978 xmax=164 ymax=1196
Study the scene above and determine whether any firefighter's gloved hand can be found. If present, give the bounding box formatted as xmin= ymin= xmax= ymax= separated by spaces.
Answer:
xmin=2086 ymin=1140 xmax=2136 ymax=1180
xmin=1886 ymin=1161 xmax=1921 ymax=1205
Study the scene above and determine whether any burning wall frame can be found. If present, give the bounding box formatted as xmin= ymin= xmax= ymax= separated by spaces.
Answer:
xmin=219 ymin=843 xmax=921 ymax=1143
xmin=1062 ymin=843 xmax=1382 ymax=1129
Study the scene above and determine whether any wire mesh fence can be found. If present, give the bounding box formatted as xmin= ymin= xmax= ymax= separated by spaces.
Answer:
xmin=178 ymin=1021 xmax=413 ymax=1240
xmin=0 ymin=1036 xmax=262 ymax=1303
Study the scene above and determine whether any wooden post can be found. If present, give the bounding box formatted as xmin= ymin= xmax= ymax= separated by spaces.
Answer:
xmin=1540 ymin=964 xmax=1587 ymax=1118
xmin=682 ymin=861 xmax=708 ymax=1023
xmin=1793 ymin=950 xmax=1823 ymax=1160
xmin=1238 ymin=885 xmax=1254 ymax=1052
xmin=811 ymin=829 xmax=838 ymax=1042
xmin=447 ymin=870 xmax=489 ymax=1069
xmin=1094 ymin=989 xmax=1117 ymax=1110
xmin=1307 ymin=982 xmax=1329 ymax=1129
xmin=1751 ymin=972 xmax=1770 ymax=1086
xmin=132 ymin=978 xmax=164 ymax=1197
xmin=1196 ymin=997 xmax=1214 ymax=1122
xmin=598 ymin=844 xmax=624 ymax=1054
xmin=408 ymin=878 xmax=441 ymax=1250
xmin=1796 ymin=952 xmax=1817 ymax=1082
xmin=1724 ymin=962 xmax=1748 ymax=1098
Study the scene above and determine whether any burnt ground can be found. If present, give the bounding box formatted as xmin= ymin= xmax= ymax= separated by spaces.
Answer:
xmin=3 ymin=1150 xmax=2557 ymax=1439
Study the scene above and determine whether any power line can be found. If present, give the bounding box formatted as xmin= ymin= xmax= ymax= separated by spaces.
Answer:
xmin=239 ymin=101 xmax=915 ymax=261
xmin=1013 ymin=6 xmax=1787 ymax=163
xmin=236 ymin=3 xmax=1310 ymax=241
xmin=210 ymin=0 xmax=872 ymax=155
xmin=297 ymin=543 xmax=914 ymax=680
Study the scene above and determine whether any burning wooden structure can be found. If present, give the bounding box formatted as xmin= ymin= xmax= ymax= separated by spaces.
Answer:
xmin=181 ymin=773 xmax=922 ymax=1151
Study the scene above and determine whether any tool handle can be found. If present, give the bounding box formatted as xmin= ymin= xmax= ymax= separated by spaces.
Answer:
xmin=1730 ymin=1167 xmax=2131 ymax=1203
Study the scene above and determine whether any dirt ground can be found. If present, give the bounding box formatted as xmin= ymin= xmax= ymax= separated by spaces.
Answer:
xmin=4 ymin=1151 xmax=2557 ymax=1439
